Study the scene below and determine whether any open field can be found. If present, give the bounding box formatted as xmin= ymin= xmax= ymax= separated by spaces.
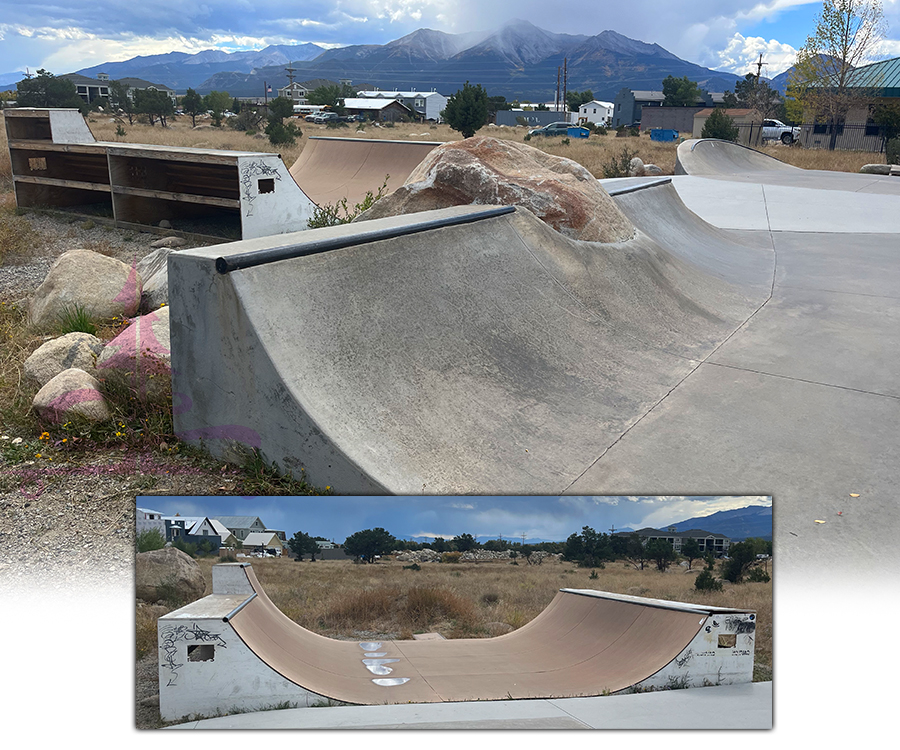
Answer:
xmin=135 ymin=554 xmax=771 ymax=726
xmin=136 ymin=555 xmax=773 ymax=680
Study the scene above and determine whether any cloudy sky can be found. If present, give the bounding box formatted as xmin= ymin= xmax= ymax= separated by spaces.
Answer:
xmin=0 ymin=0 xmax=897 ymax=79
xmin=138 ymin=494 xmax=772 ymax=543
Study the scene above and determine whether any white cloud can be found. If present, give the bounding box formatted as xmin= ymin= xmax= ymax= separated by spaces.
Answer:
xmin=714 ymin=32 xmax=799 ymax=75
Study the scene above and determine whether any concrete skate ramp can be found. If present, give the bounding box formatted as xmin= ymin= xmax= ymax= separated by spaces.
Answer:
xmin=171 ymin=183 xmax=773 ymax=494
xmin=676 ymin=138 xmax=900 ymax=194
xmin=289 ymin=136 xmax=441 ymax=207
xmin=228 ymin=566 xmax=737 ymax=704
xmin=676 ymin=138 xmax=798 ymax=176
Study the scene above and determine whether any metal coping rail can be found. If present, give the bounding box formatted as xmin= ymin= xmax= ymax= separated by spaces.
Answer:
xmin=604 ymin=177 xmax=672 ymax=196
xmin=222 ymin=592 xmax=258 ymax=622
xmin=215 ymin=205 xmax=516 ymax=274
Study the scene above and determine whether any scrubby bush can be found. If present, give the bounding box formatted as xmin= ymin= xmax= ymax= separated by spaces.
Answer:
xmin=701 ymin=108 xmax=739 ymax=141
xmin=694 ymin=569 xmax=723 ymax=591
xmin=886 ymin=137 xmax=900 ymax=165
xmin=136 ymin=528 xmax=166 ymax=552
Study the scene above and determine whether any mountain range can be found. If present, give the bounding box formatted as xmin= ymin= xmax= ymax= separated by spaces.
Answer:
xmin=400 ymin=504 xmax=773 ymax=545
xmin=69 ymin=19 xmax=750 ymax=101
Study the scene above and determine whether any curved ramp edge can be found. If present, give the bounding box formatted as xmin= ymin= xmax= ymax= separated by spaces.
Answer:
xmin=289 ymin=136 xmax=442 ymax=207
xmin=157 ymin=563 xmax=756 ymax=718
xmin=676 ymin=138 xmax=798 ymax=176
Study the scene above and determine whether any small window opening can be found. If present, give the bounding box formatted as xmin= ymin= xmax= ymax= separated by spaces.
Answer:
xmin=187 ymin=644 xmax=215 ymax=661
xmin=258 ymin=178 xmax=275 ymax=194
xmin=28 ymin=157 xmax=47 ymax=171
xmin=717 ymin=634 xmax=737 ymax=649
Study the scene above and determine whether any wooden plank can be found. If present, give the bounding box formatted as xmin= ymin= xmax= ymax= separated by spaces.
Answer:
xmin=112 ymin=219 xmax=226 ymax=244
xmin=7 ymin=139 xmax=107 ymax=154
xmin=12 ymin=175 xmax=112 ymax=192
xmin=111 ymin=185 xmax=240 ymax=208
xmin=105 ymin=144 xmax=243 ymax=165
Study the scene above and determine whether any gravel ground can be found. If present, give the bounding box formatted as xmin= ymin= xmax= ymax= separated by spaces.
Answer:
xmin=0 ymin=209 xmax=228 ymax=591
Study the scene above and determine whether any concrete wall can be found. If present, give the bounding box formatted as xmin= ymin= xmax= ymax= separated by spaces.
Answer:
xmin=627 ymin=611 xmax=757 ymax=692
xmin=640 ymin=107 xmax=703 ymax=133
xmin=237 ymin=154 xmax=316 ymax=240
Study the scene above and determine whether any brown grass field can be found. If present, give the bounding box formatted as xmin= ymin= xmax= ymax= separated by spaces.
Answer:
xmin=0 ymin=110 xmax=884 ymax=203
xmin=135 ymin=554 xmax=773 ymax=684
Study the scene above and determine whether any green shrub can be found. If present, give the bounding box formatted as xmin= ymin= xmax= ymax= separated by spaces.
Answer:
xmin=747 ymin=567 xmax=771 ymax=583
xmin=136 ymin=528 xmax=166 ymax=552
xmin=694 ymin=569 xmax=723 ymax=591
xmin=602 ymin=146 xmax=640 ymax=178
xmin=701 ymin=108 xmax=739 ymax=142
xmin=307 ymin=176 xmax=389 ymax=228
xmin=886 ymin=137 xmax=900 ymax=165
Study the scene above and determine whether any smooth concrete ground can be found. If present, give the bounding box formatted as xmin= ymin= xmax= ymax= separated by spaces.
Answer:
xmin=169 ymin=682 xmax=772 ymax=730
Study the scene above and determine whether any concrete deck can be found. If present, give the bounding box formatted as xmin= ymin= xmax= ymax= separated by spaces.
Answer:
xmin=169 ymin=682 xmax=773 ymax=730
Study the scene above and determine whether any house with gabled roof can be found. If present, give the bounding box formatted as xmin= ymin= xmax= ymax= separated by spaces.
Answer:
xmin=215 ymin=516 xmax=267 ymax=542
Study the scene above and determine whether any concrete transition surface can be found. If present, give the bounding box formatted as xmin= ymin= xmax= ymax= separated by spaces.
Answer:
xmin=170 ymin=158 xmax=900 ymax=573
xmin=158 ymin=563 xmax=757 ymax=721
xmin=288 ymin=136 xmax=442 ymax=208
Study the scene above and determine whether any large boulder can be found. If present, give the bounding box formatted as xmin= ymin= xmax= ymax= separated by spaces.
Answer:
xmin=32 ymin=367 xmax=110 ymax=423
xmin=860 ymin=164 xmax=891 ymax=175
xmin=28 ymin=248 xmax=142 ymax=330
xmin=135 ymin=547 xmax=207 ymax=604
xmin=24 ymin=332 xmax=105 ymax=386
xmin=96 ymin=306 xmax=171 ymax=402
xmin=356 ymin=136 xmax=635 ymax=243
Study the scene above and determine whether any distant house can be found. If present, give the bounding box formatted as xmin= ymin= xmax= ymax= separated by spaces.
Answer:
xmin=243 ymin=532 xmax=285 ymax=556
xmin=355 ymin=89 xmax=449 ymax=121
xmin=61 ymin=73 xmax=176 ymax=105
xmin=342 ymin=97 xmax=414 ymax=122
xmin=215 ymin=516 xmax=267 ymax=542
xmin=614 ymin=526 xmax=731 ymax=555
xmin=115 ymin=77 xmax=177 ymax=104
xmin=60 ymin=73 xmax=110 ymax=104
xmin=613 ymin=88 xmax=725 ymax=127
xmin=577 ymin=100 xmax=614 ymax=126
xmin=136 ymin=507 xmax=165 ymax=537
xmin=278 ymin=81 xmax=310 ymax=105
xmin=163 ymin=516 xmax=224 ymax=551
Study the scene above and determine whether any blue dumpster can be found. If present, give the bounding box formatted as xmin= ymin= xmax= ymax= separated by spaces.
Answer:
xmin=651 ymin=129 xmax=679 ymax=142
xmin=567 ymin=126 xmax=590 ymax=138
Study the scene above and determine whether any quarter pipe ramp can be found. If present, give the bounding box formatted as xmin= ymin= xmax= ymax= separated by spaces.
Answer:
xmin=157 ymin=563 xmax=756 ymax=720
xmin=289 ymin=136 xmax=442 ymax=208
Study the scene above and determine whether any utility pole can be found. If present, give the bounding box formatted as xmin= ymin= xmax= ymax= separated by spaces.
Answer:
xmin=285 ymin=62 xmax=297 ymax=87
xmin=563 ymin=57 xmax=568 ymax=120
xmin=556 ymin=67 xmax=561 ymax=112
xmin=754 ymin=53 xmax=767 ymax=80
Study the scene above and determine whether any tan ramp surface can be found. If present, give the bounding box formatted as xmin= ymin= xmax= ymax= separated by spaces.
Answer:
xmin=289 ymin=136 xmax=442 ymax=207
xmin=228 ymin=567 xmax=743 ymax=705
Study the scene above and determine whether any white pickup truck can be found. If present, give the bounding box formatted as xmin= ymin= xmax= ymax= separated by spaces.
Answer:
xmin=762 ymin=119 xmax=801 ymax=145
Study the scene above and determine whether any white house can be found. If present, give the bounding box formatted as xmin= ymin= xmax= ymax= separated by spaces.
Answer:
xmin=136 ymin=507 xmax=165 ymax=537
xmin=578 ymin=100 xmax=614 ymax=126
xmin=355 ymin=90 xmax=448 ymax=122
xmin=278 ymin=82 xmax=310 ymax=105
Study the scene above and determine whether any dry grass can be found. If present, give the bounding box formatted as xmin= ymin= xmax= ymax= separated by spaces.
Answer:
xmin=167 ymin=555 xmax=772 ymax=680
xmin=758 ymin=142 xmax=883 ymax=171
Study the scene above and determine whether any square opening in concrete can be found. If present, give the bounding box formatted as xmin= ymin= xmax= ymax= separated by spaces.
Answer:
xmin=258 ymin=178 xmax=275 ymax=194
xmin=187 ymin=644 xmax=215 ymax=662
xmin=718 ymin=634 xmax=737 ymax=648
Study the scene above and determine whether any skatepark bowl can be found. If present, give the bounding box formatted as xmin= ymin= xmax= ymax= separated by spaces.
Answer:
xmin=170 ymin=138 xmax=900 ymax=575
xmin=157 ymin=562 xmax=758 ymax=722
